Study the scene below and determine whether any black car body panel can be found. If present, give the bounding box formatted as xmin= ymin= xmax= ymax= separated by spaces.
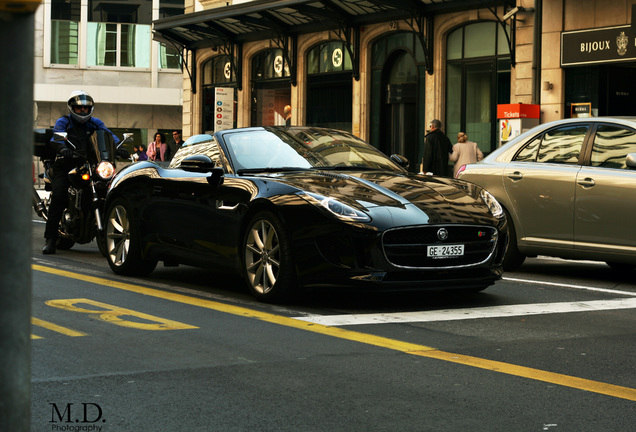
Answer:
xmin=104 ymin=127 xmax=507 ymax=298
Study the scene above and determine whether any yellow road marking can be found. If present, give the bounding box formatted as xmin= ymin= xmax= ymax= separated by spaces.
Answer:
xmin=46 ymin=298 xmax=198 ymax=330
xmin=31 ymin=317 xmax=88 ymax=337
xmin=33 ymin=264 xmax=636 ymax=401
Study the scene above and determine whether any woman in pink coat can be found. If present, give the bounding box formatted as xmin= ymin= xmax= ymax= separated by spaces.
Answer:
xmin=147 ymin=132 xmax=166 ymax=161
xmin=449 ymin=132 xmax=484 ymax=178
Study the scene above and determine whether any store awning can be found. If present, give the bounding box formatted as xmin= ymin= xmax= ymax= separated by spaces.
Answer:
xmin=153 ymin=0 xmax=516 ymax=91
xmin=153 ymin=0 xmax=514 ymax=50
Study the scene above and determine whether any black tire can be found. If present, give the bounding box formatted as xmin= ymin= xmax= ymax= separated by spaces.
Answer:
xmin=56 ymin=237 xmax=75 ymax=250
xmin=96 ymin=231 xmax=108 ymax=257
xmin=606 ymin=262 xmax=635 ymax=272
xmin=242 ymin=211 xmax=296 ymax=302
xmin=105 ymin=198 xmax=157 ymax=276
xmin=502 ymin=209 xmax=526 ymax=271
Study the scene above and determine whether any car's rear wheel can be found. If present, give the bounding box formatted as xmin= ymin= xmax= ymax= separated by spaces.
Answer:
xmin=503 ymin=209 xmax=526 ymax=271
xmin=105 ymin=198 xmax=157 ymax=276
xmin=242 ymin=211 xmax=296 ymax=302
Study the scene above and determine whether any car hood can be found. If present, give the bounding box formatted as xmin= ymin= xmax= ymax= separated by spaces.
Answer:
xmin=261 ymin=170 xmax=494 ymax=225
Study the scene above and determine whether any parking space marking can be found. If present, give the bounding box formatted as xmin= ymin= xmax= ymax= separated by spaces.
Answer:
xmin=33 ymin=264 xmax=636 ymax=402
xmin=503 ymin=276 xmax=636 ymax=297
xmin=293 ymin=298 xmax=636 ymax=326
xmin=31 ymin=317 xmax=88 ymax=337
xmin=46 ymin=298 xmax=199 ymax=331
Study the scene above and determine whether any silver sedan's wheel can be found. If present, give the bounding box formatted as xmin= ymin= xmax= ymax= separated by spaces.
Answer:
xmin=105 ymin=198 xmax=156 ymax=276
xmin=243 ymin=211 xmax=295 ymax=301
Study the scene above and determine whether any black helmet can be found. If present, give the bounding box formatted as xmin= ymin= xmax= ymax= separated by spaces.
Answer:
xmin=67 ymin=90 xmax=94 ymax=123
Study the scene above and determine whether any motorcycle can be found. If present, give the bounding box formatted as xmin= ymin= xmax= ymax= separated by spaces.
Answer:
xmin=33 ymin=128 xmax=132 ymax=256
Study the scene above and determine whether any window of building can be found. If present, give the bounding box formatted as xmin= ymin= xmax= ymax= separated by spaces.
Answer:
xmin=50 ymin=0 xmax=81 ymax=65
xmin=306 ymin=41 xmax=353 ymax=131
xmin=251 ymin=49 xmax=291 ymax=127
xmin=49 ymin=0 xmax=183 ymax=70
xmin=202 ymin=55 xmax=237 ymax=133
xmin=370 ymin=32 xmax=427 ymax=169
xmin=446 ymin=22 xmax=511 ymax=154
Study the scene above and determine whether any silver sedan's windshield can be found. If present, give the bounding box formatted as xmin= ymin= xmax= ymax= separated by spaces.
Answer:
xmin=223 ymin=128 xmax=402 ymax=173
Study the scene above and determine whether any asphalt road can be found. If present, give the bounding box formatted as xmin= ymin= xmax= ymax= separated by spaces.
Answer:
xmin=29 ymin=218 xmax=636 ymax=432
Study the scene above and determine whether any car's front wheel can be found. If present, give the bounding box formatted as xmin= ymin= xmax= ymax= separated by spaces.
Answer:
xmin=242 ymin=211 xmax=296 ymax=302
xmin=105 ymin=198 xmax=157 ymax=276
xmin=503 ymin=209 xmax=526 ymax=271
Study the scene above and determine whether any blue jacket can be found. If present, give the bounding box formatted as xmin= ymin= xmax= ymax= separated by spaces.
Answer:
xmin=51 ymin=115 xmax=120 ymax=153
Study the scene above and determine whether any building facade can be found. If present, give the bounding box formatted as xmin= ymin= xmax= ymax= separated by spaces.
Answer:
xmin=34 ymin=0 xmax=185 ymax=153
xmin=158 ymin=0 xmax=636 ymax=171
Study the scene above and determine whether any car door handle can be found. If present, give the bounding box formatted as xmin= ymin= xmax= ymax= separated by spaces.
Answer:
xmin=216 ymin=200 xmax=239 ymax=211
xmin=507 ymin=171 xmax=523 ymax=180
xmin=577 ymin=178 xmax=595 ymax=187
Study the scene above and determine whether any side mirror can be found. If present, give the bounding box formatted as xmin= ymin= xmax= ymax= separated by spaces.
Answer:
xmin=180 ymin=155 xmax=217 ymax=173
xmin=121 ymin=133 xmax=134 ymax=145
xmin=627 ymin=153 xmax=636 ymax=169
xmin=389 ymin=154 xmax=409 ymax=169
xmin=53 ymin=131 xmax=68 ymax=142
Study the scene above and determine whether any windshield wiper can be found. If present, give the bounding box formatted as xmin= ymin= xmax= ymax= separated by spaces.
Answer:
xmin=237 ymin=167 xmax=311 ymax=175
xmin=312 ymin=166 xmax=380 ymax=171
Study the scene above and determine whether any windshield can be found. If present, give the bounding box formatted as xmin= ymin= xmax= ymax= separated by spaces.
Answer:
xmin=223 ymin=128 xmax=403 ymax=173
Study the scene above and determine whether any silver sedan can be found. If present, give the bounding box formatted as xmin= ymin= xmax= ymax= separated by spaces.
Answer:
xmin=458 ymin=117 xmax=636 ymax=271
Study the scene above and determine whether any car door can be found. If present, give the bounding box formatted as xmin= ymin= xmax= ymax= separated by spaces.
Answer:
xmin=502 ymin=124 xmax=590 ymax=250
xmin=574 ymin=123 xmax=636 ymax=251
xmin=145 ymin=141 xmax=225 ymax=264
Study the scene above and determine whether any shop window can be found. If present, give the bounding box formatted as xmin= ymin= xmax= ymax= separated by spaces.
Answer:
xmin=306 ymin=41 xmax=353 ymax=131
xmin=251 ymin=49 xmax=291 ymax=127
xmin=202 ymin=55 xmax=237 ymax=133
xmin=446 ymin=22 xmax=511 ymax=153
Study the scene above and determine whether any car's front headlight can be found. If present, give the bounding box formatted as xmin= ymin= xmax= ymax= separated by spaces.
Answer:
xmin=96 ymin=161 xmax=116 ymax=180
xmin=299 ymin=192 xmax=371 ymax=222
xmin=480 ymin=189 xmax=504 ymax=219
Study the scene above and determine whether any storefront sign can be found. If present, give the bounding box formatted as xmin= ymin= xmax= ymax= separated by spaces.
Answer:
xmin=214 ymin=87 xmax=234 ymax=132
xmin=562 ymin=25 xmax=636 ymax=66
xmin=496 ymin=103 xmax=540 ymax=119
xmin=571 ymin=102 xmax=592 ymax=118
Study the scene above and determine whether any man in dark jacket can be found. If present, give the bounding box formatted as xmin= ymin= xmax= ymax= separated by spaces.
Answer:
xmin=421 ymin=119 xmax=453 ymax=176
xmin=42 ymin=90 xmax=119 ymax=254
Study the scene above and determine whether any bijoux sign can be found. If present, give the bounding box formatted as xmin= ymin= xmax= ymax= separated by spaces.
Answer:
xmin=561 ymin=25 xmax=636 ymax=66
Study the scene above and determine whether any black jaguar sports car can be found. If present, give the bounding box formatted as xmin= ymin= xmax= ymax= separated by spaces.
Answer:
xmin=103 ymin=127 xmax=508 ymax=302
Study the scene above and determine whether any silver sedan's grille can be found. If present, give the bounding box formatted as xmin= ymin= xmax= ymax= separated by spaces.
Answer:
xmin=382 ymin=225 xmax=498 ymax=268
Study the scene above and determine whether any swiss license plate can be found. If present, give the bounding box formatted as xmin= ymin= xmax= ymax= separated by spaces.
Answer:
xmin=427 ymin=244 xmax=464 ymax=258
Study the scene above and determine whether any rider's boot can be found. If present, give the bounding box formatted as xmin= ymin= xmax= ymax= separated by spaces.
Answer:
xmin=42 ymin=238 xmax=56 ymax=255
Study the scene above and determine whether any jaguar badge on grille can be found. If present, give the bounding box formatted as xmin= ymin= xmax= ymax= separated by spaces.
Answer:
xmin=437 ymin=228 xmax=448 ymax=241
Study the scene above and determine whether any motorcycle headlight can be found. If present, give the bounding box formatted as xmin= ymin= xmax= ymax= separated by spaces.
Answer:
xmin=96 ymin=161 xmax=116 ymax=180
xmin=480 ymin=189 xmax=504 ymax=219
xmin=299 ymin=192 xmax=371 ymax=222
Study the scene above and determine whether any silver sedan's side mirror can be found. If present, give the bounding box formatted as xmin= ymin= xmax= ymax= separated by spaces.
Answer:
xmin=626 ymin=153 xmax=636 ymax=169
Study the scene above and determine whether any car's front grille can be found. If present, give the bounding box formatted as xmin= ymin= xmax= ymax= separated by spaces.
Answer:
xmin=382 ymin=225 xmax=498 ymax=268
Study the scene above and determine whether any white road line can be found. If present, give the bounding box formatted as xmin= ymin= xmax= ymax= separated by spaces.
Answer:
xmin=503 ymin=276 xmax=636 ymax=297
xmin=293 ymin=298 xmax=636 ymax=326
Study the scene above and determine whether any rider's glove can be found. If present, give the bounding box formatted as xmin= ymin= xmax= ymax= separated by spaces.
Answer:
xmin=59 ymin=146 xmax=73 ymax=158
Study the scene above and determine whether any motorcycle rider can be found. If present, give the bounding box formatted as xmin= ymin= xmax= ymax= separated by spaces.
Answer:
xmin=42 ymin=90 xmax=120 ymax=254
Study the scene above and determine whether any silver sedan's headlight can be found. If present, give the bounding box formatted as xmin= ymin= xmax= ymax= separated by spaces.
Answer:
xmin=299 ymin=192 xmax=371 ymax=222
xmin=480 ymin=189 xmax=504 ymax=219
xmin=96 ymin=161 xmax=116 ymax=180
